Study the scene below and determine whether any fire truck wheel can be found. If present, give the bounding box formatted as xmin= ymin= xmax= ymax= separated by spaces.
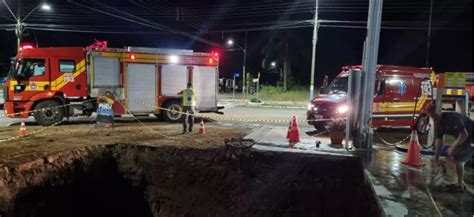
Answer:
xmin=416 ymin=115 xmax=430 ymax=135
xmin=33 ymin=100 xmax=65 ymax=126
xmin=162 ymin=101 xmax=184 ymax=122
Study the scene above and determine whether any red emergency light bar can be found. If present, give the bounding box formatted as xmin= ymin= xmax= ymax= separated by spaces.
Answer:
xmin=342 ymin=66 xmax=363 ymax=71
xmin=19 ymin=42 xmax=36 ymax=51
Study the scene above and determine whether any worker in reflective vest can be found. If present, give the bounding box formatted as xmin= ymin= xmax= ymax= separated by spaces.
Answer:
xmin=178 ymin=82 xmax=197 ymax=134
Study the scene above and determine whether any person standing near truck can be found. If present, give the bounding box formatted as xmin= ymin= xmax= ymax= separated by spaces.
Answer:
xmin=428 ymin=104 xmax=474 ymax=192
xmin=178 ymin=83 xmax=197 ymax=134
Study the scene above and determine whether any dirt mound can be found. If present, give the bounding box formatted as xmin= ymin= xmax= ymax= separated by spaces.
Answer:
xmin=0 ymin=144 xmax=381 ymax=217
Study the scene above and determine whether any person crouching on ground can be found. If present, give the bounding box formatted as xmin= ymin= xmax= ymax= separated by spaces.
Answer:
xmin=178 ymin=83 xmax=197 ymax=134
xmin=428 ymin=104 xmax=474 ymax=192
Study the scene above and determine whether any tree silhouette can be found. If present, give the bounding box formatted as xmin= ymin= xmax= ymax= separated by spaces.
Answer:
xmin=261 ymin=30 xmax=309 ymax=90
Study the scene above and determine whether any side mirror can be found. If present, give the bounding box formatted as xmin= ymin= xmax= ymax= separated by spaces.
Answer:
xmin=322 ymin=75 xmax=329 ymax=89
xmin=14 ymin=73 xmax=27 ymax=81
xmin=377 ymin=80 xmax=386 ymax=95
xmin=319 ymin=87 xmax=328 ymax=95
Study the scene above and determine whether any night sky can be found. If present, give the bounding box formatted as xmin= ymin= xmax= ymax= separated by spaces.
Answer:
xmin=0 ymin=0 xmax=472 ymax=86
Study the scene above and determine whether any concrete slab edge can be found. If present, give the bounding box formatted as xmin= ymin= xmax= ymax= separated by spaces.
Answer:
xmin=366 ymin=172 xmax=408 ymax=217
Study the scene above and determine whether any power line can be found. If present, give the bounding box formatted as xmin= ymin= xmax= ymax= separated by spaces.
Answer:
xmin=67 ymin=0 xmax=222 ymax=47
xmin=0 ymin=0 xmax=470 ymax=37
xmin=130 ymin=0 xmax=207 ymax=32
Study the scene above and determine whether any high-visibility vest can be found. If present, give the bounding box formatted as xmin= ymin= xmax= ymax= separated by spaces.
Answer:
xmin=182 ymin=88 xmax=197 ymax=107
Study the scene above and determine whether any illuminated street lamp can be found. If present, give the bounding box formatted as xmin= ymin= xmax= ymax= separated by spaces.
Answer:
xmin=41 ymin=3 xmax=51 ymax=11
xmin=271 ymin=62 xmax=277 ymax=68
xmin=226 ymin=33 xmax=248 ymax=94
xmin=2 ymin=0 xmax=52 ymax=51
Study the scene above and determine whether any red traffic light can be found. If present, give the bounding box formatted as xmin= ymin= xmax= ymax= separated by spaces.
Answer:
xmin=211 ymin=50 xmax=219 ymax=59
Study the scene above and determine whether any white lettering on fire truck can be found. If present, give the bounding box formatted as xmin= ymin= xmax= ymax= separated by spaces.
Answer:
xmin=64 ymin=74 xmax=75 ymax=83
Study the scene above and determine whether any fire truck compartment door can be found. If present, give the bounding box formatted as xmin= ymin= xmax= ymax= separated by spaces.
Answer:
xmin=161 ymin=65 xmax=188 ymax=96
xmin=93 ymin=56 xmax=120 ymax=88
xmin=126 ymin=64 xmax=157 ymax=112
xmin=193 ymin=66 xmax=217 ymax=110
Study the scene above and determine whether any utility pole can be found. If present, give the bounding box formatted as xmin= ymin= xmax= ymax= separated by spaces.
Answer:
xmin=242 ymin=31 xmax=248 ymax=95
xmin=3 ymin=0 xmax=52 ymax=52
xmin=16 ymin=0 xmax=22 ymax=50
xmin=309 ymin=0 xmax=319 ymax=100
xmin=425 ymin=0 xmax=434 ymax=67
xmin=356 ymin=0 xmax=384 ymax=149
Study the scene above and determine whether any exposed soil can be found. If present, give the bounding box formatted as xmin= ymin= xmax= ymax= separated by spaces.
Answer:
xmin=0 ymin=121 xmax=246 ymax=167
xmin=0 ymin=122 xmax=381 ymax=217
xmin=0 ymin=145 xmax=382 ymax=217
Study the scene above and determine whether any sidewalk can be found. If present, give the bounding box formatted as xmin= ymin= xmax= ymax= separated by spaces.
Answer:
xmin=245 ymin=126 xmax=474 ymax=216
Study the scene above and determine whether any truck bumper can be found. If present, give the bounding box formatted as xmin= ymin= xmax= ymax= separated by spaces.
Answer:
xmin=3 ymin=101 xmax=33 ymax=118
xmin=307 ymin=111 xmax=330 ymax=125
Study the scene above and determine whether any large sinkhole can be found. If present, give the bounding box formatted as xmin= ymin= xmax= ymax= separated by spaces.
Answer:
xmin=6 ymin=145 xmax=382 ymax=217
xmin=13 ymin=152 xmax=152 ymax=217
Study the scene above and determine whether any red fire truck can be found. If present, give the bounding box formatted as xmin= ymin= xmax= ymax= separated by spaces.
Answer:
xmin=3 ymin=44 xmax=221 ymax=125
xmin=307 ymin=65 xmax=436 ymax=134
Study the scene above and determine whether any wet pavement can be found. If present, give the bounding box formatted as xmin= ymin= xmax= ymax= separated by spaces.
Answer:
xmin=246 ymin=126 xmax=474 ymax=217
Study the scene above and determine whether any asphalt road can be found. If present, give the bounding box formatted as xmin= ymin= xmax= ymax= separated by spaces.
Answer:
xmin=221 ymin=106 xmax=307 ymax=125
xmin=1 ymin=103 xmax=472 ymax=128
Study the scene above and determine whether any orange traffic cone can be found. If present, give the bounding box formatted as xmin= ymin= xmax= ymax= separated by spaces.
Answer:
xmin=288 ymin=116 xmax=300 ymax=147
xmin=199 ymin=120 xmax=206 ymax=135
xmin=19 ymin=122 xmax=27 ymax=137
xmin=401 ymin=130 xmax=423 ymax=167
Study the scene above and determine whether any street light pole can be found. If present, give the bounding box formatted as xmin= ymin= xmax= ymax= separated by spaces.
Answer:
xmin=2 ymin=0 xmax=51 ymax=51
xmin=227 ymin=34 xmax=248 ymax=95
xmin=3 ymin=0 xmax=23 ymax=50
xmin=242 ymin=31 xmax=248 ymax=95
xmin=309 ymin=0 xmax=320 ymax=100
xmin=425 ymin=0 xmax=434 ymax=67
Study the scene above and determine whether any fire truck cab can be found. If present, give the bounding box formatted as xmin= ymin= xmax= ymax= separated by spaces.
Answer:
xmin=307 ymin=65 xmax=435 ymax=134
xmin=3 ymin=45 xmax=221 ymax=125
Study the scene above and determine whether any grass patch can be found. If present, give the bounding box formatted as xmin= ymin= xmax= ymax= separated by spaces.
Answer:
xmin=254 ymin=85 xmax=312 ymax=102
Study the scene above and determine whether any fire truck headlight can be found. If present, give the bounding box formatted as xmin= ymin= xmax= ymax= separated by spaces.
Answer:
xmin=169 ymin=55 xmax=179 ymax=64
xmin=308 ymin=104 xmax=318 ymax=112
xmin=337 ymin=105 xmax=349 ymax=114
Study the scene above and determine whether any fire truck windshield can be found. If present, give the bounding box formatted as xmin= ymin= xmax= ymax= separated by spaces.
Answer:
xmin=327 ymin=77 xmax=348 ymax=94
xmin=10 ymin=59 xmax=45 ymax=79
xmin=6 ymin=58 xmax=16 ymax=78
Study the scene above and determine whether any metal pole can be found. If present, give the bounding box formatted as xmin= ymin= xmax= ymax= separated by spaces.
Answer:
xmin=16 ymin=20 xmax=21 ymax=51
xmin=256 ymin=79 xmax=260 ymax=100
xmin=357 ymin=0 xmax=384 ymax=149
xmin=309 ymin=0 xmax=319 ymax=100
xmin=16 ymin=0 xmax=22 ymax=51
xmin=345 ymin=71 xmax=354 ymax=149
xmin=233 ymin=75 xmax=236 ymax=100
xmin=242 ymin=31 xmax=248 ymax=95
xmin=425 ymin=0 xmax=434 ymax=67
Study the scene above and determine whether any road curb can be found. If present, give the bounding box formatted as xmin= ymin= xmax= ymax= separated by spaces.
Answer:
xmin=261 ymin=105 xmax=306 ymax=109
